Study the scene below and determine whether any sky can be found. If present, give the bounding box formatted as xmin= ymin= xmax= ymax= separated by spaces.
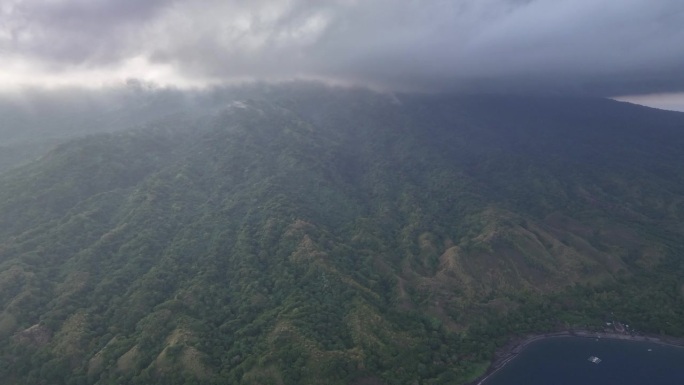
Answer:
xmin=1 ymin=0 xmax=684 ymax=109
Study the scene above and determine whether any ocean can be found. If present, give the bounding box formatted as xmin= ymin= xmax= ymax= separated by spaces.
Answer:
xmin=481 ymin=336 xmax=684 ymax=385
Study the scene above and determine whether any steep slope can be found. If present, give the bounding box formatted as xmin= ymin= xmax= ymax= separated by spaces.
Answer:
xmin=0 ymin=86 xmax=683 ymax=385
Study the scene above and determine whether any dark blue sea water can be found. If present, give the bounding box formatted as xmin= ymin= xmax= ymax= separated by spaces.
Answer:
xmin=482 ymin=337 xmax=684 ymax=385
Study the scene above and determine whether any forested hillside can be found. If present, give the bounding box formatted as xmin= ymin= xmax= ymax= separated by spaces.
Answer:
xmin=1 ymin=84 xmax=683 ymax=385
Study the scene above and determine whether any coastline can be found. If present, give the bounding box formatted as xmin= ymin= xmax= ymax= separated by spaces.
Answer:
xmin=468 ymin=330 xmax=684 ymax=385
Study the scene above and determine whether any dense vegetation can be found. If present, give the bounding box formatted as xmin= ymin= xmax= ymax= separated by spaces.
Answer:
xmin=1 ymin=84 xmax=683 ymax=384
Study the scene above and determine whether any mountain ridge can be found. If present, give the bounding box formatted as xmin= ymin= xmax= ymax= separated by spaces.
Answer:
xmin=0 ymin=85 xmax=683 ymax=384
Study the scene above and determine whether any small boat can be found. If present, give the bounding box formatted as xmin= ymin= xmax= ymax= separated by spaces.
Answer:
xmin=588 ymin=356 xmax=602 ymax=364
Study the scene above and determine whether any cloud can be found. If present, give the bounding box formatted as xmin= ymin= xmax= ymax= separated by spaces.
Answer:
xmin=615 ymin=92 xmax=684 ymax=112
xmin=1 ymin=0 xmax=683 ymax=95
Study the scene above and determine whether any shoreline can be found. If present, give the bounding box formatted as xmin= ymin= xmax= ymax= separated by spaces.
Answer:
xmin=468 ymin=330 xmax=684 ymax=385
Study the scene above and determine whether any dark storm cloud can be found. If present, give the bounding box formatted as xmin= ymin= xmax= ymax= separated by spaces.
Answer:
xmin=2 ymin=0 xmax=684 ymax=95
xmin=1 ymin=0 xmax=175 ymax=64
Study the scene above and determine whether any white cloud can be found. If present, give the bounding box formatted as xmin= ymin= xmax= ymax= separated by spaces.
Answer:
xmin=615 ymin=93 xmax=684 ymax=113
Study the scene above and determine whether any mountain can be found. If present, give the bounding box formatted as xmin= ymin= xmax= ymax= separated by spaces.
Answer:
xmin=1 ymin=84 xmax=683 ymax=385
xmin=0 ymin=83 xmax=232 ymax=173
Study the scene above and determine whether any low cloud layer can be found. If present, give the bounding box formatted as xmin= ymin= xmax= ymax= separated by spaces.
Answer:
xmin=1 ymin=0 xmax=683 ymax=95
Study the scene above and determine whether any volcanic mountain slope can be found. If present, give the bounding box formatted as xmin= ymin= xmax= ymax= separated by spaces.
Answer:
xmin=0 ymin=85 xmax=683 ymax=385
